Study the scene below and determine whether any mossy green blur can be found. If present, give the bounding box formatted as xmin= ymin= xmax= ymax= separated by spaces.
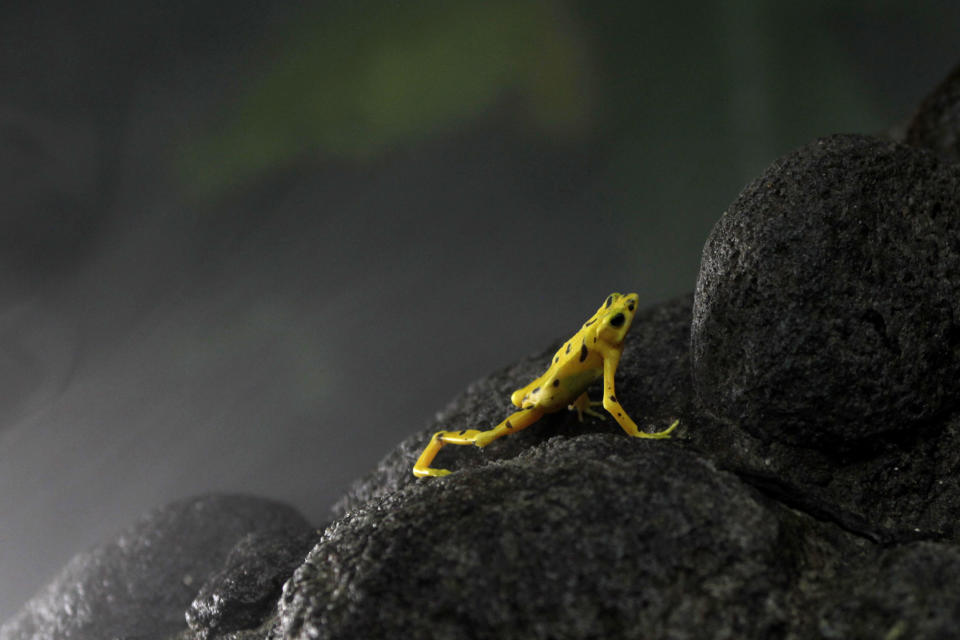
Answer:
xmin=181 ymin=0 xmax=592 ymax=197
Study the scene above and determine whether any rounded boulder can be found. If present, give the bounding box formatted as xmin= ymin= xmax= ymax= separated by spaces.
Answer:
xmin=692 ymin=134 xmax=960 ymax=447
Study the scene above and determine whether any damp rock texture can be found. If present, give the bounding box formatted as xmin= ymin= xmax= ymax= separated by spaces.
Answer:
xmin=0 ymin=495 xmax=314 ymax=640
xmin=815 ymin=542 xmax=960 ymax=639
xmin=186 ymin=528 xmax=320 ymax=639
xmin=312 ymin=291 xmax=960 ymax=640
xmin=905 ymin=62 xmax=960 ymax=163
xmin=691 ymin=134 xmax=960 ymax=448
xmin=276 ymin=436 xmax=801 ymax=640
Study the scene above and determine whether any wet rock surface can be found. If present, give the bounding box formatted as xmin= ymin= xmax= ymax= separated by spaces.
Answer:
xmin=319 ymin=296 xmax=960 ymax=640
xmin=813 ymin=542 xmax=960 ymax=639
xmin=277 ymin=435 xmax=806 ymax=640
xmin=692 ymin=134 xmax=960 ymax=449
xmin=187 ymin=528 xmax=321 ymax=640
xmin=0 ymin=495 xmax=313 ymax=640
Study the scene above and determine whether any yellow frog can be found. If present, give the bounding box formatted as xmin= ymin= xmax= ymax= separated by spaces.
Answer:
xmin=413 ymin=292 xmax=678 ymax=477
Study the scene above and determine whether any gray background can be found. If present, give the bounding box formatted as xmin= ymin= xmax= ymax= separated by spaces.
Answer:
xmin=1 ymin=0 xmax=958 ymax=619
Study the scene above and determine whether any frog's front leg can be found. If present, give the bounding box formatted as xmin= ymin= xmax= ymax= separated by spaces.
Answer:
xmin=601 ymin=351 xmax=677 ymax=439
xmin=412 ymin=407 xmax=545 ymax=478
xmin=569 ymin=393 xmax=605 ymax=422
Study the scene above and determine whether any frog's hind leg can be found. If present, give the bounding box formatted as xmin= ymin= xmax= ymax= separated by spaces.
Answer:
xmin=510 ymin=377 xmax=544 ymax=408
xmin=412 ymin=407 xmax=545 ymax=478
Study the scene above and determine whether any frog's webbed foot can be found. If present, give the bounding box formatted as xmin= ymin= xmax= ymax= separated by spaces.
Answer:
xmin=606 ymin=399 xmax=679 ymax=440
xmin=412 ymin=408 xmax=545 ymax=477
xmin=415 ymin=465 xmax=452 ymax=478
xmin=412 ymin=430 xmax=482 ymax=478
xmin=568 ymin=392 xmax=605 ymax=422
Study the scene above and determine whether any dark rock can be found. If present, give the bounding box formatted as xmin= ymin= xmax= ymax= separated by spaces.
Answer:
xmin=12 ymin=275 xmax=960 ymax=639
xmin=187 ymin=528 xmax=320 ymax=639
xmin=276 ymin=435 xmax=803 ymax=640
xmin=816 ymin=542 xmax=960 ymax=639
xmin=694 ymin=406 xmax=960 ymax=545
xmin=292 ymin=291 xmax=960 ymax=639
xmin=905 ymin=62 xmax=960 ymax=163
xmin=692 ymin=134 xmax=960 ymax=449
xmin=0 ymin=494 xmax=312 ymax=640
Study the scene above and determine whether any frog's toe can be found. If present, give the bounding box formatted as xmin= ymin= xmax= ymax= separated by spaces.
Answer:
xmin=649 ymin=419 xmax=679 ymax=438
xmin=414 ymin=466 xmax=452 ymax=478
xmin=583 ymin=407 xmax=606 ymax=420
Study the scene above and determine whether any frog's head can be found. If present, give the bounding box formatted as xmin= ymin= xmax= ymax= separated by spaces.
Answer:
xmin=595 ymin=292 xmax=640 ymax=345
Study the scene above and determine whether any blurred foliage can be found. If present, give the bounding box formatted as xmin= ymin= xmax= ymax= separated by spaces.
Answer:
xmin=176 ymin=0 xmax=945 ymax=208
xmin=182 ymin=0 xmax=592 ymax=195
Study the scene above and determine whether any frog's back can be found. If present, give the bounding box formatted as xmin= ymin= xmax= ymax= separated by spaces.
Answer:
xmin=511 ymin=293 xmax=629 ymax=411
xmin=508 ymin=331 xmax=600 ymax=411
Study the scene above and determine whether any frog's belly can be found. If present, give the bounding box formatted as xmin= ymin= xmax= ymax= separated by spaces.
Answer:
xmin=528 ymin=369 xmax=602 ymax=413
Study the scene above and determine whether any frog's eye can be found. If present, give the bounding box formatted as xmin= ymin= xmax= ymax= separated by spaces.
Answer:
xmin=609 ymin=313 xmax=625 ymax=328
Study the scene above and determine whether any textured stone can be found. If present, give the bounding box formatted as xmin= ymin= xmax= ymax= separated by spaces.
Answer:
xmin=816 ymin=542 xmax=960 ymax=639
xmin=276 ymin=435 xmax=800 ymax=640
xmin=303 ymin=292 xmax=960 ymax=639
xmin=10 ymin=291 xmax=960 ymax=639
xmin=0 ymin=495 xmax=312 ymax=640
xmin=692 ymin=134 xmax=960 ymax=448
xmin=905 ymin=62 xmax=960 ymax=163
xmin=186 ymin=528 xmax=320 ymax=639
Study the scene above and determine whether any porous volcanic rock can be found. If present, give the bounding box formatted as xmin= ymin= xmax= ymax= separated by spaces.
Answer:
xmin=287 ymin=291 xmax=960 ymax=640
xmin=692 ymin=134 xmax=960 ymax=449
xmin=0 ymin=495 xmax=313 ymax=640
xmin=186 ymin=528 xmax=321 ymax=639
xmin=276 ymin=435 xmax=805 ymax=640
xmin=815 ymin=542 xmax=960 ymax=638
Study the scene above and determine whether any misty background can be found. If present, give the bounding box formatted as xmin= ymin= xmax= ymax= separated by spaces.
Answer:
xmin=1 ymin=0 xmax=958 ymax=618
